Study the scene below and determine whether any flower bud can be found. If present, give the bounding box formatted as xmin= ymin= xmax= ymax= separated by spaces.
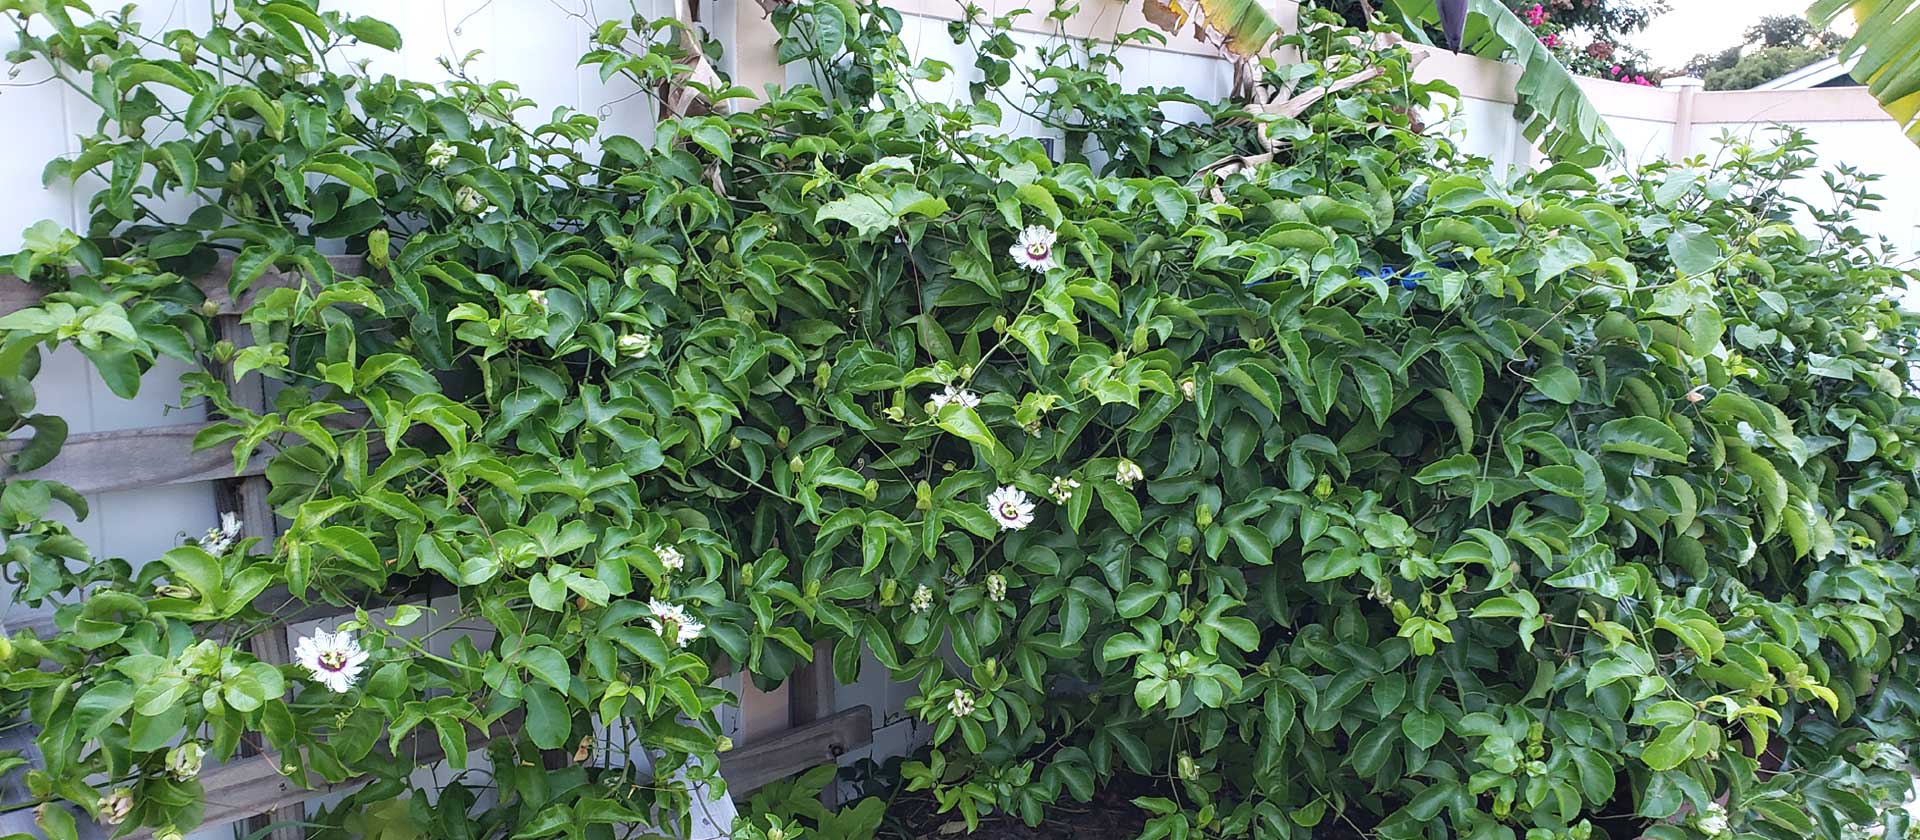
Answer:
xmin=1196 ymin=504 xmax=1213 ymax=528
xmin=367 ymin=228 xmax=390 ymax=269
xmin=199 ymin=299 xmax=223 ymax=318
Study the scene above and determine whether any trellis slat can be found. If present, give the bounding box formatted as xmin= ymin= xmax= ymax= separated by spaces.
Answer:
xmin=102 ymin=706 xmax=873 ymax=839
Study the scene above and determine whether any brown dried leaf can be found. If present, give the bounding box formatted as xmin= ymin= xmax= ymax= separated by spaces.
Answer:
xmin=1141 ymin=0 xmax=1190 ymax=35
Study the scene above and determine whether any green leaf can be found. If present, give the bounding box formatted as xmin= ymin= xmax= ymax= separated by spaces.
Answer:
xmin=1666 ymin=223 xmax=1722 ymax=276
xmin=1347 ymin=359 xmax=1394 ymax=423
xmin=1527 ymin=465 xmax=1588 ymax=498
xmin=305 ymin=153 xmax=378 ymax=197
xmin=1212 ymin=616 xmax=1260 ymax=652
xmin=1595 ymin=416 xmax=1689 ymax=463
xmin=935 ymin=404 xmax=1003 ymax=454
xmin=1094 ymin=480 xmax=1142 ymax=533
xmin=524 ymin=684 xmax=572 ymax=750
xmin=1533 ymin=366 xmax=1581 ymax=403
xmin=1413 ymin=453 xmax=1478 ymax=484
xmin=1536 ymin=236 xmax=1594 ymax=287
xmin=1401 ymin=708 xmax=1446 ymax=749
xmin=345 ymin=17 xmax=403 ymax=50
xmin=521 ymin=646 xmax=572 ymax=693
xmin=816 ymin=194 xmax=893 ymax=237
xmin=9 ymin=415 xmax=67 ymax=473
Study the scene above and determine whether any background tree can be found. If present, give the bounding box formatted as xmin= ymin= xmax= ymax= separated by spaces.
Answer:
xmin=1677 ymin=13 xmax=1840 ymax=90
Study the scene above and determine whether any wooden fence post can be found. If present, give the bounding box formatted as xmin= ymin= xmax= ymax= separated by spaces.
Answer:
xmin=788 ymin=640 xmax=840 ymax=807
xmin=211 ymin=309 xmax=308 ymax=840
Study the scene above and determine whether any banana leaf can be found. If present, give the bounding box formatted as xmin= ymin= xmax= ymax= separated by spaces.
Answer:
xmin=1809 ymin=0 xmax=1920 ymax=143
xmin=1141 ymin=0 xmax=1282 ymax=56
xmin=1382 ymin=0 xmax=1623 ymax=166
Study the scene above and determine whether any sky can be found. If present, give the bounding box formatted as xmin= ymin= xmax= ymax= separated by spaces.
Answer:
xmin=1632 ymin=0 xmax=1832 ymax=69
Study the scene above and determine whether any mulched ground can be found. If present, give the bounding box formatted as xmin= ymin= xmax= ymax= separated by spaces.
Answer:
xmin=880 ymin=786 xmax=1151 ymax=838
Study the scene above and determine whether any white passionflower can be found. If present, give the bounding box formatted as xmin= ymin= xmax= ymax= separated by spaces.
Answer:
xmin=99 ymin=788 xmax=133 ymax=825
xmin=1047 ymin=476 xmax=1080 ymax=504
xmin=526 ymin=289 xmax=548 ymax=310
xmin=618 ymin=332 xmax=654 ymax=359
xmin=987 ymin=485 xmax=1036 ymax=531
xmin=425 ymin=140 xmax=456 ymax=170
xmin=1008 ymin=225 xmax=1058 ymax=273
xmin=294 ymin=629 xmax=368 ymax=694
xmin=198 ymin=511 xmax=243 ymax=554
xmin=947 ymin=688 xmax=976 ymax=718
xmin=655 ymin=544 xmax=685 ymax=574
xmin=455 ymin=185 xmax=490 ymax=215
xmin=986 ymin=573 xmax=1007 ymax=602
xmin=929 ymin=385 xmax=980 ymax=411
xmin=1695 ymin=802 xmax=1730 ymax=838
xmin=909 ymin=584 xmax=933 ymax=615
xmin=646 ymin=599 xmax=704 ymax=648
xmin=165 ymin=742 xmax=205 ymax=781
xmin=1115 ymin=458 xmax=1145 ymax=487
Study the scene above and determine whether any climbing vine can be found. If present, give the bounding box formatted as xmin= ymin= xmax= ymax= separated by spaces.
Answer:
xmin=1 ymin=2 xmax=1918 ymax=840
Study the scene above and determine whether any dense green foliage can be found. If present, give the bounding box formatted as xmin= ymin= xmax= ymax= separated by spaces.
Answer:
xmin=2 ymin=2 xmax=1919 ymax=840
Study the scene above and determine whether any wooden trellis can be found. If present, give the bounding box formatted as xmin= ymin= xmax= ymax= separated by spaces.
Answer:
xmin=0 ymin=261 xmax=856 ymax=835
